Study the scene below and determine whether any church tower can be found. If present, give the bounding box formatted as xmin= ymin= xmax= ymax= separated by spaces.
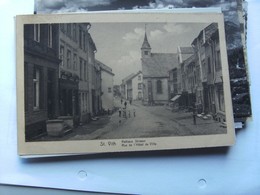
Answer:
xmin=141 ymin=29 xmax=151 ymax=58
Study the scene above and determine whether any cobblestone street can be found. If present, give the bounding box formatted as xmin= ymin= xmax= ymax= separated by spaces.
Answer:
xmin=37 ymin=98 xmax=226 ymax=141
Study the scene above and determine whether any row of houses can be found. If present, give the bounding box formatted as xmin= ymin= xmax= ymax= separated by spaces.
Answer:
xmin=121 ymin=23 xmax=225 ymax=122
xmin=24 ymin=23 xmax=114 ymax=140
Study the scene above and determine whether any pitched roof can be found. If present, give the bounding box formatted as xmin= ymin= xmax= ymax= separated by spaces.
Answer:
xmin=204 ymin=23 xmax=218 ymax=40
xmin=183 ymin=53 xmax=196 ymax=66
xmin=142 ymin=53 xmax=178 ymax=77
xmin=192 ymin=23 xmax=218 ymax=46
xmin=95 ymin=59 xmax=114 ymax=76
xmin=179 ymin=47 xmax=194 ymax=54
xmin=122 ymin=73 xmax=136 ymax=83
xmin=122 ymin=71 xmax=142 ymax=83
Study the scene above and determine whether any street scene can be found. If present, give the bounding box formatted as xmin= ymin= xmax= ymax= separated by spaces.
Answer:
xmin=36 ymin=97 xmax=226 ymax=141
xmin=24 ymin=21 xmax=228 ymax=142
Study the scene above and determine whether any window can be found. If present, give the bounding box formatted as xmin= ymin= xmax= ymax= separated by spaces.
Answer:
xmin=84 ymin=60 xmax=87 ymax=81
xmin=82 ymin=93 xmax=85 ymax=112
xmin=73 ymin=53 xmax=77 ymax=70
xmin=108 ymin=87 xmax=112 ymax=93
xmin=83 ymin=32 xmax=86 ymax=51
xmin=80 ymin=58 xmax=83 ymax=80
xmin=73 ymin=24 xmax=77 ymax=41
xmin=138 ymin=75 xmax=141 ymax=81
xmin=144 ymin=51 xmax=148 ymax=55
xmin=156 ymin=80 xmax=162 ymax=94
xmin=67 ymin=50 xmax=71 ymax=68
xmin=33 ymin=67 xmax=41 ymax=109
xmin=138 ymin=83 xmax=142 ymax=89
xmin=47 ymin=24 xmax=52 ymax=48
xmin=208 ymin=57 xmax=211 ymax=73
xmin=202 ymin=60 xmax=206 ymax=80
xmin=215 ymin=50 xmax=222 ymax=70
xmin=79 ymin=27 xmax=82 ymax=49
xmin=60 ymin=45 xmax=64 ymax=66
xmin=34 ymin=24 xmax=40 ymax=42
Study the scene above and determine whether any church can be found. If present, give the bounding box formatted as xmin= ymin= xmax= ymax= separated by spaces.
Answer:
xmin=141 ymin=31 xmax=178 ymax=105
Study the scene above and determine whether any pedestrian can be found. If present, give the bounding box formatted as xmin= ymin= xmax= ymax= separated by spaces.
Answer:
xmin=128 ymin=110 xmax=131 ymax=118
xmin=123 ymin=108 xmax=126 ymax=118
xmin=133 ymin=108 xmax=136 ymax=117
xmin=121 ymin=98 xmax=123 ymax=104
xmin=124 ymin=101 xmax=127 ymax=109
xmin=118 ymin=107 xmax=122 ymax=117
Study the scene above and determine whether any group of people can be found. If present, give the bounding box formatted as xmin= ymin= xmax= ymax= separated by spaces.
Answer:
xmin=118 ymin=98 xmax=135 ymax=119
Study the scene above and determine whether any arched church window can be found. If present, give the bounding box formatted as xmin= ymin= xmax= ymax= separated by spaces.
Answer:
xmin=157 ymin=80 xmax=162 ymax=94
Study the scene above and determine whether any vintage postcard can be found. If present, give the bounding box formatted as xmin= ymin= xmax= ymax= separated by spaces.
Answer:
xmin=16 ymin=12 xmax=235 ymax=156
xmin=35 ymin=0 xmax=251 ymax=123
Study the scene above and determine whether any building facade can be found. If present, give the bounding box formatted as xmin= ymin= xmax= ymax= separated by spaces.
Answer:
xmin=121 ymin=73 xmax=135 ymax=100
xmin=24 ymin=24 xmax=60 ymax=140
xmin=57 ymin=23 xmax=98 ymax=124
xmin=120 ymin=71 xmax=143 ymax=101
xmin=131 ymin=71 xmax=143 ymax=100
xmin=191 ymin=23 xmax=225 ymax=121
xmin=95 ymin=59 xmax=114 ymax=112
xmin=24 ymin=22 xmax=102 ymax=140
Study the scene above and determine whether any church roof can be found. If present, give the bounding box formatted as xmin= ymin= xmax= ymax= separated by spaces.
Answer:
xmin=142 ymin=53 xmax=178 ymax=78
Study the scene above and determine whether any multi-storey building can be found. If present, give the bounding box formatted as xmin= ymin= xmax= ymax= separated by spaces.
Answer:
xmin=24 ymin=22 xmax=101 ymax=140
xmin=95 ymin=60 xmax=115 ymax=111
xmin=132 ymin=71 xmax=143 ymax=100
xmin=57 ymin=23 xmax=97 ymax=124
xmin=24 ymin=24 xmax=60 ymax=140
xmin=120 ymin=71 xmax=143 ymax=101
xmin=191 ymin=23 xmax=225 ymax=121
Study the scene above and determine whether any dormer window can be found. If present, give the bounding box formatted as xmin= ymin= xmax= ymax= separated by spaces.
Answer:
xmin=144 ymin=51 xmax=148 ymax=55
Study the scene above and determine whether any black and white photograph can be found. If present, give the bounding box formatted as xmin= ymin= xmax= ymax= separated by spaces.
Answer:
xmin=17 ymin=13 xmax=235 ymax=156
xmin=35 ymin=0 xmax=251 ymax=122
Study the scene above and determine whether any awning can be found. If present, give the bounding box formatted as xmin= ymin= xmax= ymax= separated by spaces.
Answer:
xmin=170 ymin=95 xmax=181 ymax=102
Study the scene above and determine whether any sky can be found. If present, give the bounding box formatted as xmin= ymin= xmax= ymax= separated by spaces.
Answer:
xmin=89 ymin=22 xmax=208 ymax=84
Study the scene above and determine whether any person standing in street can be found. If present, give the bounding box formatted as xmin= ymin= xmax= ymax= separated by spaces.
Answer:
xmin=133 ymin=108 xmax=136 ymax=117
xmin=124 ymin=101 xmax=127 ymax=109
xmin=118 ymin=107 xmax=122 ymax=117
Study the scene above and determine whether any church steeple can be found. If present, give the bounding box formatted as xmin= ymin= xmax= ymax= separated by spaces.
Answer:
xmin=141 ymin=25 xmax=151 ymax=58
xmin=141 ymin=32 xmax=151 ymax=49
